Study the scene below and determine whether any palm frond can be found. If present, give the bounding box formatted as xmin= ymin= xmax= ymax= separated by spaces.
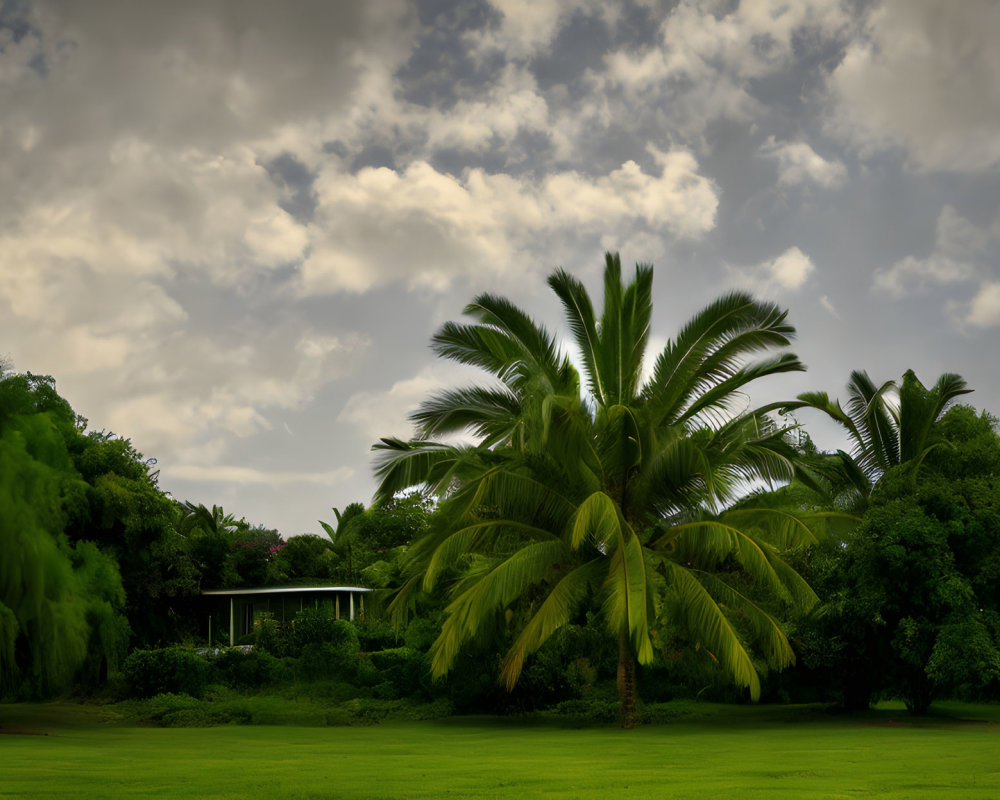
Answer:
xmin=693 ymin=570 xmax=796 ymax=671
xmin=372 ymin=438 xmax=484 ymax=503
xmin=423 ymin=520 xmax=561 ymax=591
xmin=570 ymin=491 xmax=620 ymax=550
xmin=654 ymin=520 xmax=818 ymax=611
xmin=410 ymin=385 xmax=521 ymax=444
xmin=677 ymin=353 xmax=805 ymax=425
xmin=844 ymin=370 xmax=899 ymax=476
xmin=548 ymin=267 xmax=606 ymax=405
xmin=657 ymin=558 xmax=763 ymax=700
xmin=721 ymin=507 xmax=859 ymax=550
xmin=499 ymin=559 xmax=606 ymax=689
xmin=430 ymin=540 xmax=568 ymax=677
xmin=593 ymin=254 xmax=655 ymax=405
xmin=646 ymin=293 xmax=796 ymax=425
xmin=898 ymin=369 xmax=972 ymax=463
xmin=602 ymin=531 xmax=655 ymax=664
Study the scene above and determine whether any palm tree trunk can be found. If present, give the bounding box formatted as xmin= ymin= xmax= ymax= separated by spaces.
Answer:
xmin=617 ymin=631 xmax=639 ymax=728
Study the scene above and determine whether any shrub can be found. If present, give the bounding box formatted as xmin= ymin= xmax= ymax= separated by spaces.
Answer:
xmin=403 ymin=618 xmax=439 ymax=651
xmin=122 ymin=648 xmax=213 ymax=699
xmin=368 ymin=647 xmax=431 ymax=700
xmin=355 ymin=617 xmax=399 ymax=651
xmin=214 ymin=649 xmax=285 ymax=691
xmin=254 ymin=618 xmax=292 ymax=657
xmin=551 ymin=697 xmax=620 ymax=723
xmin=297 ymin=639 xmax=361 ymax=682
xmin=293 ymin=606 xmax=359 ymax=652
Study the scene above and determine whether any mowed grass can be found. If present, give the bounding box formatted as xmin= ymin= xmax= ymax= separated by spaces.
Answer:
xmin=2 ymin=702 xmax=999 ymax=799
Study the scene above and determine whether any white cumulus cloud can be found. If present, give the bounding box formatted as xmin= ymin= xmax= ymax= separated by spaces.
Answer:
xmin=760 ymin=138 xmax=847 ymax=189
xmin=300 ymin=149 xmax=718 ymax=295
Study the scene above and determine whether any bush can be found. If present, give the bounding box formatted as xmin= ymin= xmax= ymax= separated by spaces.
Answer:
xmin=293 ymin=606 xmax=359 ymax=652
xmin=122 ymin=648 xmax=213 ymax=699
xmin=551 ymin=697 xmax=620 ymax=723
xmin=297 ymin=640 xmax=361 ymax=682
xmin=254 ymin=618 xmax=292 ymax=657
xmin=403 ymin=618 xmax=439 ymax=651
xmin=214 ymin=649 xmax=285 ymax=691
xmin=367 ymin=647 xmax=431 ymax=700
xmin=355 ymin=617 xmax=399 ymax=651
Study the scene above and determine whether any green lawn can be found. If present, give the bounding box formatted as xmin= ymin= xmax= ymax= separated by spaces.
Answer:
xmin=2 ymin=702 xmax=999 ymax=799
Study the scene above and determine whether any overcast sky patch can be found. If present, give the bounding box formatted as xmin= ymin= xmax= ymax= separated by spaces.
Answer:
xmin=2 ymin=0 xmax=998 ymax=536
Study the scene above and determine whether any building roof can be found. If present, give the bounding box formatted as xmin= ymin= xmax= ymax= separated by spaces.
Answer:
xmin=202 ymin=585 xmax=372 ymax=596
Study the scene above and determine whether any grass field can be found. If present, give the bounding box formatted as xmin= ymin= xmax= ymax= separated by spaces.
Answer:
xmin=2 ymin=702 xmax=999 ymax=799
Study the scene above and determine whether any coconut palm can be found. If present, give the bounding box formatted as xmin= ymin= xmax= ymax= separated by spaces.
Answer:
xmin=375 ymin=253 xmax=826 ymax=726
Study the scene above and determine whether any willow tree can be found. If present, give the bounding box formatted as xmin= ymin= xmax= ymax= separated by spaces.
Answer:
xmin=375 ymin=254 xmax=827 ymax=726
xmin=0 ymin=372 xmax=126 ymax=698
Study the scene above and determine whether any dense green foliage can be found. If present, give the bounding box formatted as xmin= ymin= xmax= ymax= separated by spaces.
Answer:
xmin=797 ymin=405 xmax=1000 ymax=711
xmin=122 ymin=647 xmax=215 ymax=699
xmin=4 ymin=256 xmax=1000 ymax=724
xmin=375 ymin=254 xmax=830 ymax=724
xmin=0 ymin=373 xmax=128 ymax=697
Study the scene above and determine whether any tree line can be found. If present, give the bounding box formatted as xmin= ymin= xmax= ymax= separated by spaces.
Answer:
xmin=2 ymin=253 xmax=999 ymax=726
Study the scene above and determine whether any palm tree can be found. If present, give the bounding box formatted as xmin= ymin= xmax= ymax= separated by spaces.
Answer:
xmin=179 ymin=501 xmax=239 ymax=536
xmin=784 ymin=369 xmax=972 ymax=508
xmin=375 ymin=253 xmax=826 ymax=726
xmin=319 ymin=503 xmax=366 ymax=582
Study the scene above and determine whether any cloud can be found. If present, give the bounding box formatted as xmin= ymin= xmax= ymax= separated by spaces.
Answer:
xmin=759 ymin=138 xmax=847 ymax=189
xmin=873 ymin=206 xmax=991 ymax=297
xmin=338 ymin=367 xmax=449 ymax=441
xmin=729 ymin=247 xmax=817 ymax=293
xmin=876 ymin=206 xmax=1000 ymax=331
xmin=168 ymin=464 xmax=354 ymax=486
xmin=966 ymin=283 xmax=1000 ymax=328
xmin=828 ymin=0 xmax=1000 ymax=171
xmin=8 ymin=0 xmax=415 ymax=152
xmin=300 ymin=149 xmax=718 ymax=294
xmin=422 ymin=64 xmax=553 ymax=154
xmin=874 ymin=255 xmax=977 ymax=298
xmin=763 ymin=247 xmax=816 ymax=290
xmin=88 ymin=328 xmax=370 ymax=464
xmin=466 ymin=0 xmax=612 ymax=61
xmin=819 ymin=296 xmax=841 ymax=320
xmin=599 ymin=0 xmax=849 ymax=135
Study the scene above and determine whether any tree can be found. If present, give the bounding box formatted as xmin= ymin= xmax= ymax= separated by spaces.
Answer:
xmin=319 ymin=497 xmax=431 ymax=586
xmin=180 ymin=502 xmax=239 ymax=537
xmin=807 ymin=411 xmax=1000 ymax=713
xmin=182 ymin=502 xmax=241 ymax=590
xmin=0 ymin=372 xmax=127 ymax=697
xmin=68 ymin=432 xmax=198 ymax=645
xmin=786 ymin=369 xmax=972 ymax=509
xmin=375 ymin=253 xmax=826 ymax=726
xmin=786 ymin=371 xmax=980 ymax=711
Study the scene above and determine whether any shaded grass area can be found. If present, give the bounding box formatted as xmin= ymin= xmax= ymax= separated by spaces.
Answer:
xmin=2 ymin=702 xmax=999 ymax=799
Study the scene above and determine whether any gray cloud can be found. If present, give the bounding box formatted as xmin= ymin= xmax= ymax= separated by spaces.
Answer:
xmin=828 ymin=0 xmax=1000 ymax=171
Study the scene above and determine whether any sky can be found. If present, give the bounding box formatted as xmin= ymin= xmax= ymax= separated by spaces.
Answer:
xmin=1 ymin=0 xmax=999 ymax=537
